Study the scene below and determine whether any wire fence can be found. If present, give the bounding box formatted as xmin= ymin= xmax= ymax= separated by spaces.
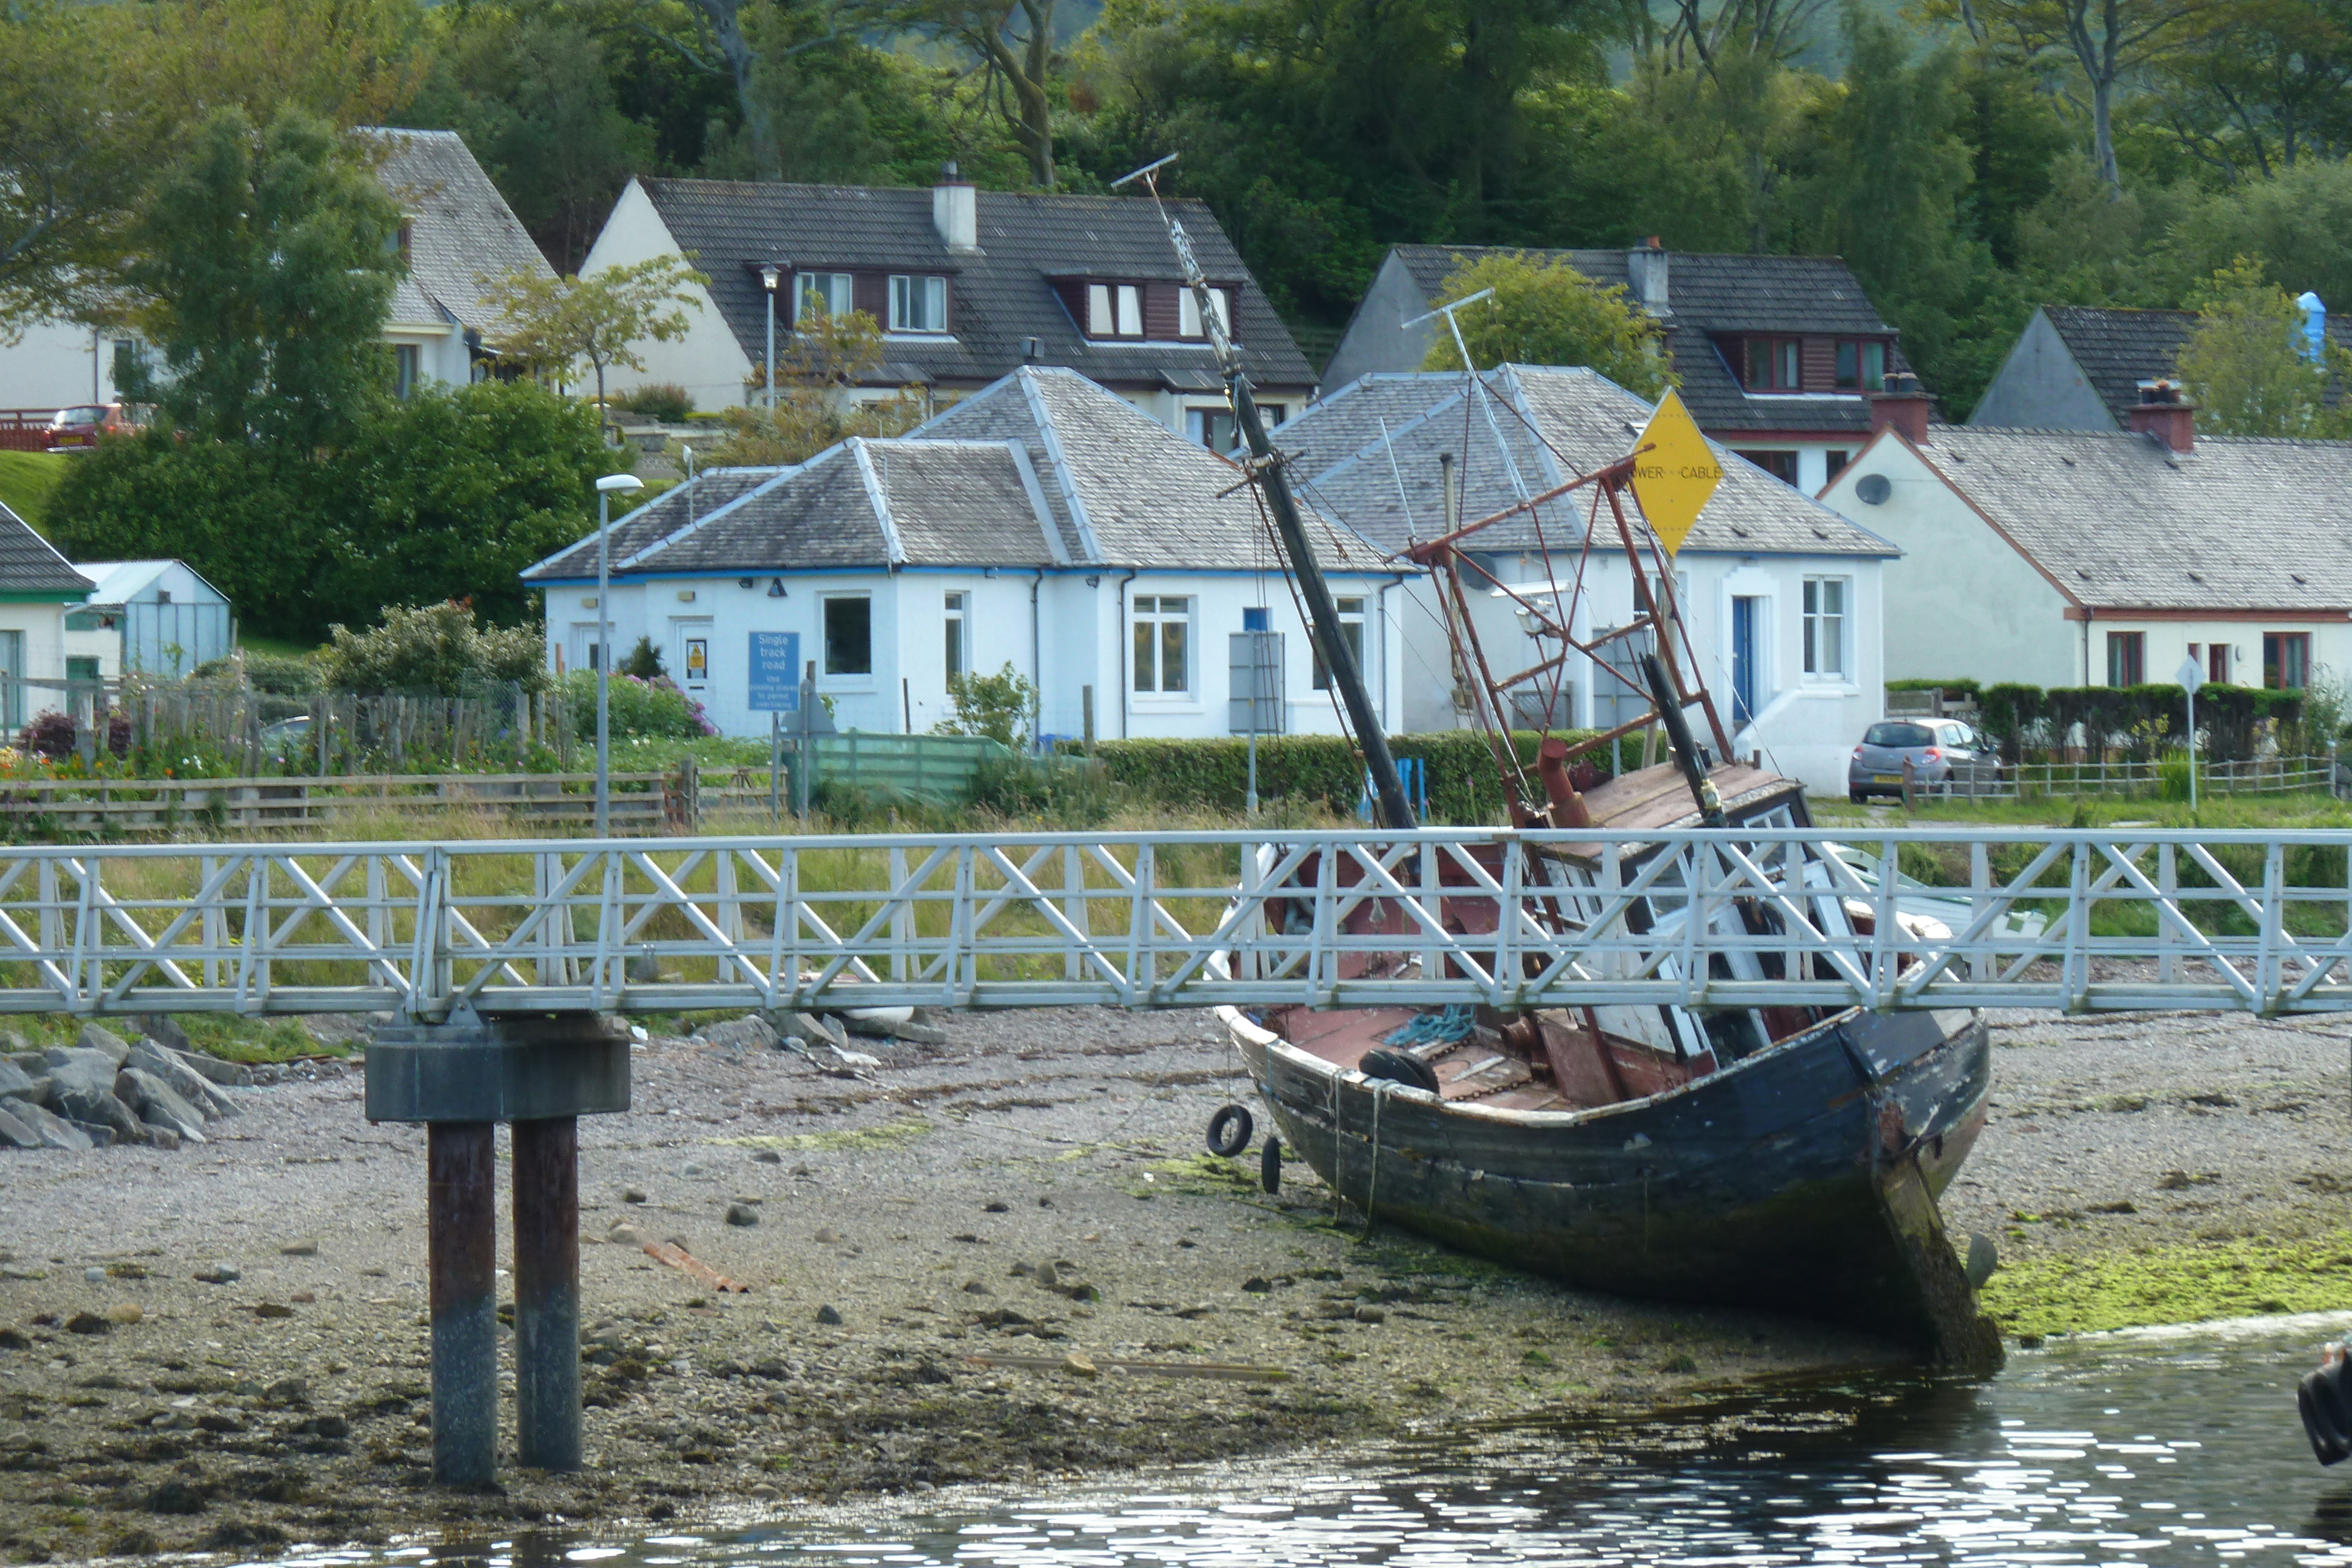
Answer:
xmin=1907 ymin=754 xmax=2339 ymax=801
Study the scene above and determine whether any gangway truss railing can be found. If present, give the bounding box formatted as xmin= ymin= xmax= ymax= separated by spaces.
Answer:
xmin=1 ymin=827 xmax=2351 ymax=1019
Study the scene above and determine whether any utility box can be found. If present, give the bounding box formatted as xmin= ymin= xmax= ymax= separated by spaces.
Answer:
xmin=1228 ymin=631 xmax=1285 ymax=735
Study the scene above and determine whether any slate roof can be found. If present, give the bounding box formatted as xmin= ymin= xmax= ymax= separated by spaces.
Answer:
xmin=0 ymin=504 xmax=93 ymax=597
xmin=1907 ymin=424 xmax=2352 ymax=612
xmin=526 ymin=467 xmax=787 ymax=583
xmin=1379 ymin=245 xmax=1910 ymax=437
xmin=1277 ymin=368 xmax=1899 ymax=558
xmin=635 ymin=179 xmax=1312 ymax=393
xmin=529 ymin=369 xmax=1386 ymax=580
xmin=366 ymin=129 xmax=556 ymax=339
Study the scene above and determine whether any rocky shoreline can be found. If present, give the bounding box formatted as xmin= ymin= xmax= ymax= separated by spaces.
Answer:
xmin=3 ymin=1002 xmax=2343 ymax=1562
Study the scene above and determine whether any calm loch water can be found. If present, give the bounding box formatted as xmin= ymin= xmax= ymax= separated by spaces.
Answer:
xmin=272 ymin=1315 xmax=2352 ymax=1568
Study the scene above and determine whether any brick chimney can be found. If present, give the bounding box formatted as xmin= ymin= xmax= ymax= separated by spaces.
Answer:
xmin=2127 ymin=379 xmax=2195 ymax=453
xmin=1868 ymin=371 xmax=1933 ymax=445
xmin=933 ymin=161 xmax=978 ymax=253
xmin=1625 ymin=238 xmax=1669 ymax=315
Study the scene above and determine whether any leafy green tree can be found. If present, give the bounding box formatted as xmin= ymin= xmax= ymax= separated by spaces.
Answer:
xmin=480 ymin=253 xmax=708 ymax=413
xmin=2147 ymin=0 xmax=2352 ymax=177
xmin=937 ymin=662 xmax=1036 ymax=748
xmin=1419 ymin=253 xmax=1673 ymax=398
xmin=0 ymin=5 xmax=151 ymax=336
xmin=119 ymin=108 xmax=405 ymax=451
xmin=704 ymin=307 xmax=925 ymax=465
xmin=320 ymin=600 xmax=549 ymax=696
xmin=2166 ymin=159 xmax=2352 ymax=319
xmin=2174 ymin=257 xmax=2348 ymax=437
xmin=898 ymin=0 xmax=1060 ymax=186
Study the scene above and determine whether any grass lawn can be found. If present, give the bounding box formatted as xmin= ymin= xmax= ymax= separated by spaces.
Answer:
xmin=0 ymin=451 xmax=68 ymax=531
xmin=1808 ymin=790 xmax=2352 ymax=832
xmin=238 ymin=632 xmax=323 ymax=660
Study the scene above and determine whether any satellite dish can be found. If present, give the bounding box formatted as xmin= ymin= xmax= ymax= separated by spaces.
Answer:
xmin=1855 ymin=473 xmax=1892 ymax=505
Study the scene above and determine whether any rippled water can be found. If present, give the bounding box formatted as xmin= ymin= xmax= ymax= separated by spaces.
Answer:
xmin=275 ymin=1315 xmax=2352 ymax=1568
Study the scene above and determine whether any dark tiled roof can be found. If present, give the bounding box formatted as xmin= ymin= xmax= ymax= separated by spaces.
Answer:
xmin=1385 ymin=245 xmax=1909 ymax=436
xmin=1278 ymin=368 xmax=1897 ymax=558
xmin=525 ymin=467 xmax=787 ymax=582
xmin=366 ymin=129 xmax=556 ymax=338
xmin=0 ymin=503 xmax=93 ymax=596
xmin=637 ymin=180 xmax=1312 ymax=393
xmin=1914 ymin=424 xmax=2352 ymax=611
xmin=552 ymin=369 xmax=1385 ymax=579
xmin=2039 ymin=307 xmax=2197 ymax=424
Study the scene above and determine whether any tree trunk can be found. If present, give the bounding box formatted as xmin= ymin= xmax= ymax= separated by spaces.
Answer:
xmin=2090 ymin=71 xmax=2120 ymax=190
xmin=976 ymin=0 xmax=1055 ymax=188
xmin=690 ymin=0 xmax=777 ymax=179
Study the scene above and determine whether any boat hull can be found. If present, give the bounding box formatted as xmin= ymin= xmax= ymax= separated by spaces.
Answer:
xmin=1228 ymin=1005 xmax=1991 ymax=1349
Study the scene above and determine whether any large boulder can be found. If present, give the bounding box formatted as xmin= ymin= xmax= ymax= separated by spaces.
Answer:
xmin=115 ymin=1068 xmax=208 ymax=1144
xmin=0 ymin=1100 xmax=40 ymax=1149
xmin=171 ymin=1048 xmax=253 ymax=1089
xmin=125 ymin=1041 xmax=236 ymax=1120
xmin=691 ymin=1015 xmax=777 ymax=1054
xmin=75 ymin=1025 xmax=133 ymax=1065
xmin=134 ymin=1014 xmax=193 ymax=1054
xmin=0 ymin=1057 xmax=36 ymax=1100
xmin=46 ymin=1048 xmax=138 ymax=1135
xmin=8 ymin=1099 xmax=94 ymax=1151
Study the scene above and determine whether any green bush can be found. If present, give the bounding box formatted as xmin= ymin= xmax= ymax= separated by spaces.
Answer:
xmin=1065 ymin=730 xmax=1611 ymax=823
xmin=320 ymin=601 xmax=549 ymax=696
xmin=561 ymin=669 xmax=715 ymax=740
xmin=1969 ymin=680 xmax=2303 ymax=764
xmin=612 ymin=383 xmax=693 ymax=423
xmin=190 ymin=650 xmax=319 ymax=694
xmin=1885 ymin=678 xmax=1982 ymax=696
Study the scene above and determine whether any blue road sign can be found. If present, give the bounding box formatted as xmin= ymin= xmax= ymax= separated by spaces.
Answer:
xmin=749 ymin=631 xmax=800 ymax=712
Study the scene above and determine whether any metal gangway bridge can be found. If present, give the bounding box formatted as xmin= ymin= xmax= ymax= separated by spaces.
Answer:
xmin=2 ymin=825 xmax=2350 ymax=1019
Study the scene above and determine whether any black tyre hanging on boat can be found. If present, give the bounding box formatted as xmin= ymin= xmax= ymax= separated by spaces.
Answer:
xmin=1205 ymin=1104 xmax=1254 ymax=1158
xmin=1261 ymin=1136 xmax=1282 ymax=1194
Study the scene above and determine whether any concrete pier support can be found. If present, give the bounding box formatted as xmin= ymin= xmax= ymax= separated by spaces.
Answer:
xmin=368 ymin=1009 xmax=629 ymax=1485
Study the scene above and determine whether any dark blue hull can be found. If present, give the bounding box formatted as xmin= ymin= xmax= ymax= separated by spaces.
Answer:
xmin=1235 ymin=1005 xmax=1991 ymax=1349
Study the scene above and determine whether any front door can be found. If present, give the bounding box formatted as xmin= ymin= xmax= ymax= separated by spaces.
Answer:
xmin=674 ymin=620 xmax=713 ymax=696
xmin=0 ymin=631 xmax=22 ymax=732
xmin=1730 ymin=596 xmax=1760 ymax=727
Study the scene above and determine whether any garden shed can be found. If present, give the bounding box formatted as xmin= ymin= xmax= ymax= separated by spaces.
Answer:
xmin=70 ymin=561 xmax=233 ymax=678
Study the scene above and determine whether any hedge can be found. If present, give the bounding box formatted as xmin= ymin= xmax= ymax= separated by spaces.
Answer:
xmin=1063 ymin=730 xmax=1613 ymax=823
xmin=1970 ymin=682 xmax=2303 ymax=763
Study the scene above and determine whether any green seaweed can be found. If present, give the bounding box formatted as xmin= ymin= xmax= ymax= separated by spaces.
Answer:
xmin=713 ymin=1117 xmax=934 ymax=1153
xmin=1983 ymin=1231 xmax=2352 ymax=1335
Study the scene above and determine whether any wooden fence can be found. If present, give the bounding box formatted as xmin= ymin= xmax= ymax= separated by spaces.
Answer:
xmin=0 ymin=770 xmax=687 ymax=835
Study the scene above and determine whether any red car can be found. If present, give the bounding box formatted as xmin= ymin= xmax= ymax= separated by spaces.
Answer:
xmin=43 ymin=403 xmax=141 ymax=453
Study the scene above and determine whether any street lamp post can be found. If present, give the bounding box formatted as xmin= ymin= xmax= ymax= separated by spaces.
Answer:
xmin=593 ymin=473 xmax=646 ymax=835
xmin=760 ymin=265 xmax=781 ymax=411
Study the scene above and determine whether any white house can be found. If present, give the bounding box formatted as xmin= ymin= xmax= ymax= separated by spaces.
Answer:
xmin=1273 ymin=367 xmax=1899 ymax=794
xmin=68 ymin=561 xmax=233 ymax=678
xmin=577 ymin=169 xmax=1316 ymax=439
xmin=1821 ymin=385 xmax=2352 ymax=692
xmin=0 ymin=503 xmax=100 ymax=730
xmin=521 ymin=368 xmax=1399 ymax=742
xmin=0 ymin=128 xmax=553 ymax=411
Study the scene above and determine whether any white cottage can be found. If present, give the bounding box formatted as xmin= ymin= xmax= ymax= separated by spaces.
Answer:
xmin=1272 ymin=367 xmax=1899 ymax=795
xmin=522 ymin=369 xmax=1399 ymax=742
xmin=0 ymin=502 xmax=98 ymax=729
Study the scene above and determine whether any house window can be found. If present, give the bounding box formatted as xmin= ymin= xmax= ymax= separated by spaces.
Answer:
xmin=394 ymin=343 xmax=421 ymax=399
xmin=2264 ymin=631 xmax=2311 ymax=690
xmin=1742 ymin=338 xmax=1802 ymax=391
xmin=1834 ymin=340 xmax=1887 ymax=392
xmin=1242 ymin=607 xmax=1270 ymax=631
xmin=944 ymin=591 xmax=967 ymax=681
xmin=824 ymin=594 xmax=872 ymax=677
xmin=66 ymin=656 xmax=99 ymax=686
xmin=1086 ymin=283 xmax=1142 ymax=339
xmin=2107 ymin=630 xmax=2146 ymax=687
xmin=1132 ymin=595 xmax=1190 ymax=693
xmin=1737 ymin=449 xmax=1798 ymax=484
xmin=1258 ymin=404 xmax=1286 ymax=426
xmin=1825 ymin=449 xmax=1850 ymax=481
xmin=796 ymin=272 xmax=854 ymax=323
xmin=1178 ymin=287 xmax=1232 ymax=340
xmin=1802 ymin=577 xmax=1847 ymax=678
xmin=1187 ymin=407 xmax=1237 ymax=451
xmin=890 ymin=275 xmax=947 ymax=333
xmin=1117 ymin=284 xmax=1142 ymax=337
xmin=1311 ymin=598 xmax=1367 ymax=690
xmin=2210 ymin=642 xmax=2229 ymax=684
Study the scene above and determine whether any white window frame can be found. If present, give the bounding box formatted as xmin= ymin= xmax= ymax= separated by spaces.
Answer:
xmin=1117 ymin=283 xmax=1142 ymax=337
xmin=1132 ymin=594 xmax=1192 ymax=696
xmin=1312 ymin=596 xmax=1367 ymax=691
xmin=1177 ymin=287 xmax=1232 ymax=340
xmin=944 ymin=590 xmax=968 ymax=682
xmin=796 ymin=272 xmax=853 ymax=325
xmin=1087 ymin=283 xmax=1113 ymax=336
xmin=1802 ymin=576 xmax=1848 ymax=680
xmin=890 ymin=274 xmax=947 ymax=333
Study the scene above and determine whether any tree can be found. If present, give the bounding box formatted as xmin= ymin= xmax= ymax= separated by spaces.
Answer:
xmin=2151 ymin=0 xmax=2352 ymax=177
xmin=0 ymin=5 xmax=151 ymax=337
xmin=1945 ymin=0 xmax=2209 ymax=192
xmin=119 ymin=108 xmax=405 ymax=451
xmin=936 ymin=662 xmax=1035 ymax=748
xmin=319 ymin=600 xmax=549 ymax=696
xmin=904 ymin=0 xmax=1060 ymax=186
xmin=2174 ymin=256 xmax=2348 ymax=437
xmin=703 ymin=306 xmax=926 ymax=464
xmin=1419 ymin=253 xmax=1673 ymax=398
xmin=480 ymin=253 xmax=708 ymax=414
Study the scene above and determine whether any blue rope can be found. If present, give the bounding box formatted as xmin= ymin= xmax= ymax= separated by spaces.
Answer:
xmin=1382 ymin=1005 xmax=1477 ymax=1049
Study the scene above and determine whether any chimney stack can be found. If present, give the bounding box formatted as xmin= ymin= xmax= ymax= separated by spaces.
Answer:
xmin=1626 ymin=238 xmax=1669 ymax=315
xmin=2126 ymin=380 xmax=2195 ymax=453
xmin=1868 ymin=371 xmax=1934 ymax=445
xmin=933 ymin=161 xmax=977 ymax=253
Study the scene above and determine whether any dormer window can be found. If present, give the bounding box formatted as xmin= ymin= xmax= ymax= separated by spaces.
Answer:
xmin=1179 ymin=287 xmax=1231 ymax=340
xmin=1742 ymin=337 xmax=1802 ymax=391
xmin=1834 ymin=340 xmax=1887 ymax=392
xmin=796 ymin=272 xmax=853 ymax=323
xmin=889 ymin=274 xmax=947 ymax=333
xmin=1088 ymin=283 xmax=1143 ymax=338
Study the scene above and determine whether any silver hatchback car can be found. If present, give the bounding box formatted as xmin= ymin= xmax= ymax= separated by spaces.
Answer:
xmin=1848 ymin=718 xmax=1998 ymax=803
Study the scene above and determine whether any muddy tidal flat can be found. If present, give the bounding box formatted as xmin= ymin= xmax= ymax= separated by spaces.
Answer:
xmin=4 ymin=1004 xmax=2346 ymax=1559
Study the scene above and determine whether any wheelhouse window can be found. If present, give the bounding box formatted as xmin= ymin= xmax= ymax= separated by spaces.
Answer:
xmin=824 ymin=594 xmax=873 ymax=677
xmin=1742 ymin=337 xmax=1802 ymax=391
xmin=2265 ymin=631 xmax=2311 ymax=689
xmin=1132 ymin=595 xmax=1190 ymax=693
xmin=944 ymin=591 xmax=967 ymax=681
xmin=1835 ymin=340 xmax=1887 ymax=392
xmin=890 ymin=274 xmax=947 ymax=333
xmin=2106 ymin=630 xmax=2146 ymax=687
xmin=1312 ymin=597 xmax=1367 ymax=690
xmin=796 ymin=272 xmax=853 ymax=323
xmin=1802 ymin=577 xmax=1847 ymax=678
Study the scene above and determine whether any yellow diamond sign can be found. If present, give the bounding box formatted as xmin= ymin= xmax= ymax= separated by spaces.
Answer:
xmin=1628 ymin=387 xmax=1721 ymax=557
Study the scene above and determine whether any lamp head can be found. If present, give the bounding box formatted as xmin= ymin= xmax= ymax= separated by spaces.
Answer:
xmin=760 ymin=264 xmax=781 ymax=291
xmin=596 ymin=473 xmax=644 ymax=494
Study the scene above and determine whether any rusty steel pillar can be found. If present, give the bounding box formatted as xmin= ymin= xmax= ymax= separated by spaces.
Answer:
xmin=369 ymin=1009 xmax=629 ymax=1487
xmin=427 ymin=1121 xmax=499 ymax=1486
xmin=511 ymin=1115 xmax=582 ymax=1470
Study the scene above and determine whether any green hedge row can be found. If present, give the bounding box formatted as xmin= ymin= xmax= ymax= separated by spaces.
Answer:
xmin=1966 ymin=682 xmax=2304 ymax=763
xmin=1063 ymin=730 xmax=1612 ymax=823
